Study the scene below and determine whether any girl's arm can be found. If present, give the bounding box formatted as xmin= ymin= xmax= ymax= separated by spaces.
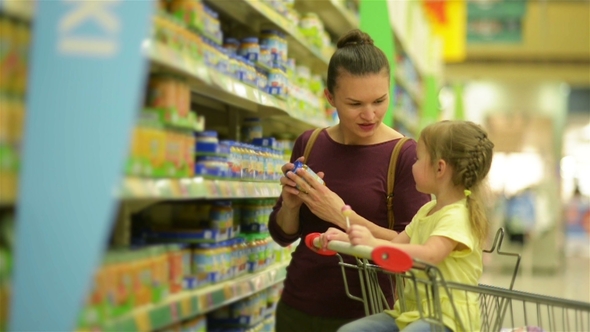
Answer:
xmin=387 ymin=236 xmax=457 ymax=265
xmin=348 ymin=225 xmax=457 ymax=265
xmin=392 ymin=231 xmax=411 ymax=244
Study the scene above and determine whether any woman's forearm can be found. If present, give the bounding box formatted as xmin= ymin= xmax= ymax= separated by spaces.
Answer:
xmin=276 ymin=204 xmax=301 ymax=235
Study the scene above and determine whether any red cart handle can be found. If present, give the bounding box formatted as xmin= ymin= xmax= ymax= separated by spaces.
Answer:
xmin=305 ymin=233 xmax=338 ymax=256
xmin=372 ymin=246 xmax=413 ymax=273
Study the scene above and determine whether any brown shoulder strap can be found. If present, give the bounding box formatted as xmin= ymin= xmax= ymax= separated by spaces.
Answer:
xmin=303 ymin=128 xmax=323 ymax=162
xmin=387 ymin=137 xmax=410 ymax=230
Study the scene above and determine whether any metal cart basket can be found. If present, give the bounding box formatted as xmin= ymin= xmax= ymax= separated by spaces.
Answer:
xmin=305 ymin=229 xmax=590 ymax=332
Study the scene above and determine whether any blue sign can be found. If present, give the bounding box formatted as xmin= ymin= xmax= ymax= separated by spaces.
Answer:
xmin=10 ymin=1 xmax=154 ymax=330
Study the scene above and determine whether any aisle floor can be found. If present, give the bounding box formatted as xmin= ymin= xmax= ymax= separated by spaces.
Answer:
xmin=480 ymin=256 xmax=589 ymax=303
xmin=479 ymin=255 xmax=589 ymax=331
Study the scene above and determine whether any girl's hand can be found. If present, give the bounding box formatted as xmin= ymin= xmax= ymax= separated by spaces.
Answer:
xmin=319 ymin=227 xmax=349 ymax=249
xmin=289 ymin=167 xmax=345 ymax=228
xmin=348 ymin=224 xmax=378 ymax=247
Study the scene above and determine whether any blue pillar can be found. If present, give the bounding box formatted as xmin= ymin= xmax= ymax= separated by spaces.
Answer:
xmin=10 ymin=1 xmax=154 ymax=330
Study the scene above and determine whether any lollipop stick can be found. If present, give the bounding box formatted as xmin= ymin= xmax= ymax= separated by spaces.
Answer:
xmin=341 ymin=205 xmax=352 ymax=230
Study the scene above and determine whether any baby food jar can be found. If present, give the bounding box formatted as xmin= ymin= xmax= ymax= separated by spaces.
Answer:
xmin=291 ymin=160 xmax=324 ymax=189
xmin=223 ymin=37 xmax=240 ymax=56
xmin=238 ymin=37 xmax=260 ymax=63
xmin=241 ymin=117 xmax=263 ymax=143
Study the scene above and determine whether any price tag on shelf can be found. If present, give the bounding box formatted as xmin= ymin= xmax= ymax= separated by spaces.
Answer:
xmin=271 ymin=184 xmax=281 ymax=197
xmin=216 ymin=181 xmax=230 ymax=197
xmin=170 ymin=302 xmax=179 ymax=322
xmin=223 ymin=284 xmax=234 ymax=299
xmin=244 ymin=182 xmax=256 ymax=197
xmin=178 ymin=178 xmax=192 ymax=197
xmin=234 ymin=182 xmax=245 ymax=197
xmin=233 ymin=81 xmax=248 ymax=99
xmin=210 ymin=71 xmax=232 ymax=94
xmin=169 ymin=180 xmax=182 ymax=198
xmin=194 ymin=62 xmax=210 ymax=84
xmin=134 ymin=311 xmax=151 ymax=332
xmin=179 ymin=53 xmax=193 ymax=74
xmin=260 ymin=184 xmax=270 ymax=197
xmin=123 ymin=178 xmax=141 ymax=198
xmin=258 ymin=92 xmax=271 ymax=107
xmin=239 ymin=280 xmax=251 ymax=294
xmin=247 ymin=85 xmax=259 ymax=103
xmin=155 ymin=179 xmax=174 ymax=198
xmin=250 ymin=274 xmax=265 ymax=292
xmin=206 ymin=180 xmax=220 ymax=197
xmin=180 ymin=297 xmax=192 ymax=318
xmin=275 ymin=99 xmax=287 ymax=112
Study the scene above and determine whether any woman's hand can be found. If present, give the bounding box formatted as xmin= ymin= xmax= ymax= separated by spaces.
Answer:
xmin=279 ymin=157 xmax=308 ymax=209
xmin=348 ymin=224 xmax=378 ymax=247
xmin=287 ymin=167 xmax=346 ymax=228
xmin=319 ymin=227 xmax=349 ymax=249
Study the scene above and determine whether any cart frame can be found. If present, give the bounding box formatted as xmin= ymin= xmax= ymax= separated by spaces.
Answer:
xmin=306 ymin=228 xmax=590 ymax=332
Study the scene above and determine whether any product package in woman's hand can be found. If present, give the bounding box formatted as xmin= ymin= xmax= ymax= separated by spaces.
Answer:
xmin=292 ymin=161 xmax=324 ymax=189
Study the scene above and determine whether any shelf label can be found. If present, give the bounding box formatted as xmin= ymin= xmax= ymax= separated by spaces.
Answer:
xmin=180 ymin=297 xmax=192 ymax=317
xmin=194 ymin=62 xmax=210 ymax=84
xmin=233 ymin=81 xmax=248 ymax=99
xmin=10 ymin=2 xmax=154 ymax=330
xmin=135 ymin=311 xmax=151 ymax=332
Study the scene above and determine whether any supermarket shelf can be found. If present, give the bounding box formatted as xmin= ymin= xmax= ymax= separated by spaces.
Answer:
xmin=208 ymin=0 xmax=330 ymax=73
xmin=147 ymin=41 xmax=331 ymax=131
xmin=102 ymin=261 xmax=289 ymax=331
xmin=394 ymin=71 xmax=423 ymax=109
xmin=1 ymin=175 xmax=283 ymax=206
xmin=295 ymin=0 xmax=358 ymax=37
xmin=392 ymin=31 xmax=425 ymax=80
xmin=0 ymin=0 xmax=34 ymax=21
xmin=120 ymin=177 xmax=282 ymax=200
xmin=393 ymin=111 xmax=419 ymax=136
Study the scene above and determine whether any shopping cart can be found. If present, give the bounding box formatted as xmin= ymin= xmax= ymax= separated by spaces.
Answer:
xmin=305 ymin=228 xmax=590 ymax=332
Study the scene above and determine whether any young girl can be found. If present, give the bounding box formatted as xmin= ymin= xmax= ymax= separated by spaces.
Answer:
xmin=322 ymin=120 xmax=495 ymax=332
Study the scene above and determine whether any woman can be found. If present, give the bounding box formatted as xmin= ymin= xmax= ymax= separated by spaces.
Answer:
xmin=268 ymin=29 xmax=431 ymax=332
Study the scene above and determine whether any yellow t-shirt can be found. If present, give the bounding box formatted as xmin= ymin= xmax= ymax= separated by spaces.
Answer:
xmin=387 ymin=200 xmax=482 ymax=332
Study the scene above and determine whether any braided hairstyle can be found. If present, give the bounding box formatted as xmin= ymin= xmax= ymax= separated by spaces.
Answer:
xmin=327 ymin=29 xmax=390 ymax=94
xmin=420 ymin=120 xmax=495 ymax=244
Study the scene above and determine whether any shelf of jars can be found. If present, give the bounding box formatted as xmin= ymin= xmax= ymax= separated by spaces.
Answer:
xmin=119 ymin=177 xmax=282 ymax=200
xmin=393 ymin=111 xmax=419 ymax=138
xmin=87 ymin=259 xmax=289 ymax=331
xmin=294 ymin=0 xmax=359 ymax=38
xmin=207 ymin=0 xmax=331 ymax=73
xmin=394 ymin=70 xmax=423 ymax=110
xmin=148 ymin=12 xmax=334 ymax=131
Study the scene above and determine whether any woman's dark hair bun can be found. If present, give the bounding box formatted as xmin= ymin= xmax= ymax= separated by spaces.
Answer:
xmin=336 ymin=29 xmax=374 ymax=49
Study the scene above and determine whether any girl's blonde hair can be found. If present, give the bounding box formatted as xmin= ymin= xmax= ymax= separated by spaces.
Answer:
xmin=420 ymin=120 xmax=495 ymax=244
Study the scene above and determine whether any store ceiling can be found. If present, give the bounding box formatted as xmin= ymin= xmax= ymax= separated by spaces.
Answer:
xmin=446 ymin=0 xmax=590 ymax=86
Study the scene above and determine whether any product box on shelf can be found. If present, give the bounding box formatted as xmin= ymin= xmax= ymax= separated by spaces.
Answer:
xmin=162 ymin=315 xmax=207 ymax=332
xmin=236 ymin=199 xmax=274 ymax=234
xmin=131 ymin=201 xmax=242 ymax=245
xmin=78 ymin=244 xmax=187 ymax=329
xmin=207 ymin=284 xmax=281 ymax=331
xmin=126 ymin=109 xmax=196 ymax=179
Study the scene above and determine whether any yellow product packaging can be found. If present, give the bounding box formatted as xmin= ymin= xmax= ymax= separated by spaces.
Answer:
xmin=0 ymin=97 xmax=8 ymax=143
xmin=135 ymin=251 xmax=153 ymax=307
xmin=0 ymin=18 xmax=14 ymax=91
xmin=14 ymin=23 xmax=30 ymax=95
xmin=145 ymin=124 xmax=166 ymax=175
